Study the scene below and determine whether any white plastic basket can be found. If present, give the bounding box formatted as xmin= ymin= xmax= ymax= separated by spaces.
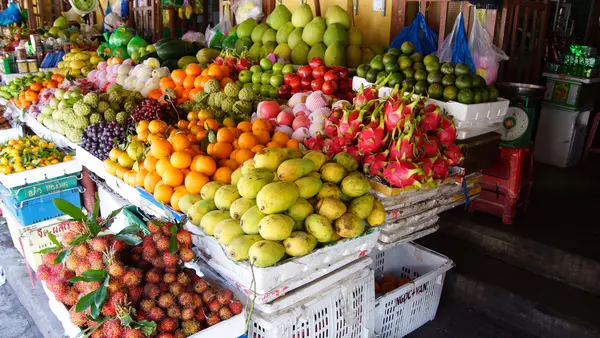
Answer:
xmin=190 ymin=226 xmax=380 ymax=304
xmin=248 ymin=268 xmax=375 ymax=338
xmin=370 ymin=242 xmax=454 ymax=337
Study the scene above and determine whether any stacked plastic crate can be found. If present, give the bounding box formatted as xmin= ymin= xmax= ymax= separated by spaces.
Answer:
xmin=0 ymin=158 xmax=82 ymax=269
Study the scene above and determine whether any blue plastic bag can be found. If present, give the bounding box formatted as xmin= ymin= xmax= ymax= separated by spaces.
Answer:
xmin=389 ymin=12 xmax=437 ymax=55
xmin=436 ymin=13 xmax=475 ymax=73
xmin=0 ymin=3 xmax=22 ymax=26
xmin=102 ymin=0 xmax=112 ymax=32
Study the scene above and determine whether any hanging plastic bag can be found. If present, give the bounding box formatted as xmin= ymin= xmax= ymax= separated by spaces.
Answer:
xmin=468 ymin=11 xmax=508 ymax=85
xmin=205 ymin=2 xmax=231 ymax=47
xmin=0 ymin=2 xmax=23 ymax=26
xmin=437 ymin=12 xmax=475 ymax=73
xmin=389 ymin=12 xmax=437 ymax=55
xmin=232 ymin=0 xmax=263 ymax=23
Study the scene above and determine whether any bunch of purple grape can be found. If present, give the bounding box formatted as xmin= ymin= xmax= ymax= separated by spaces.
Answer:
xmin=81 ymin=121 xmax=134 ymax=160
xmin=131 ymin=98 xmax=179 ymax=123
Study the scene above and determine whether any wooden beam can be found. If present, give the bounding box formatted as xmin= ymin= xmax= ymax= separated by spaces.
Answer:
xmin=438 ymin=0 xmax=449 ymax=46
xmin=389 ymin=0 xmax=406 ymax=42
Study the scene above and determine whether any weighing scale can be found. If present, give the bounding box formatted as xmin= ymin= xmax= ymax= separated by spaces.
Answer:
xmin=498 ymin=84 xmax=546 ymax=148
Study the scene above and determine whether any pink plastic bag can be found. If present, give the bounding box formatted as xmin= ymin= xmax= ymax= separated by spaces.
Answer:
xmin=468 ymin=13 xmax=508 ymax=85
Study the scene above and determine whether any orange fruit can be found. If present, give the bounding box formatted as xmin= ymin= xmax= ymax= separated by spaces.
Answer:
xmin=148 ymin=120 xmax=168 ymax=134
xmin=160 ymin=77 xmax=176 ymax=91
xmin=162 ymin=168 xmax=184 ymax=187
xmin=154 ymin=183 xmax=174 ymax=204
xmin=185 ymin=171 xmax=210 ymax=194
xmin=137 ymin=130 xmax=150 ymax=142
xmin=176 ymin=120 xmax=190 ymax=130
xmin=272 ymin=131 xmax=290 ymax=145
xmin=188 ymin=88 xmax=201 ymax=101
xmin=230 ymin=149 xmax=240 ymax=160
xmin=213 ymin=142 xmax=233 ymax=159
xmin=251 ymin=144 xmax=265 ymax=153
xmin=135 ymin=169 xmax=148 ymax=187
xmin=193 ymin=75 xmax=204 ymax=89
xmin=151 ymin=138 xmax=173 ymax=159
xmin=222 ymin=118 xmax=235 ymax=128
xmin=170 ymin=151 xmax=192 ymax=169
xmin=170 ymin=133 xmax=191 ymax=152
xmin=190 ymin=155 xmax=217 ymax=176
xmin=212 ymin=166 xmax=233 ymax=184
xmin=252 ymin=118 xmax=271 ymax=133
xmin=170 ymin=188 xmax=190 ymax=211
xmin=206 ymin=143 xmax=215 ymax=156
xmin=183 ymin=75 xmax=196 ymax=89
xmin=115 ymin=166 xmax=127 ymax=179
xmin=185 ymin=63 xmax=202 ymax=76
xmin=197 ymin=110 xmax=213 ymax=120
xmin=204 ymin=119 xmax=220 ymax=131
xmin=232 ymin=139 xmax=240 ymax=149
xmin=220 ymin=77 xmax=233 ymax=88
xmin=222 ymin=159 xmax=239 ymax=170
xmin=235 ymin=149 xmax=255 ymax=165
xmin=148 ymin=89 xmax=163 ymax=100
xmin=173 ymin=86 xmax=185 ymax=98
xmin=217 ymin=128 xmax=235 ymax=143
xmin=144 ymin=155 xmax=159 ymax=172
xmin=237 ymin=121 xmax=252 ymax=133
xmin=147 ymin=133 xmax=163 ymax=143
xmin=136 ymin=120 xmax=150 ymax=134
xmin=207 ymin=64 xmax=224 ymax=80
xmin=155 ymin=157 xmax=174 ymax=177
xmin=144 ymin=171 xmax=162 ymax=193
xmin=254 ymin=130 xmax=271 ymax=145
xmin=238 ymin=132 xmax=259 ymax=149
xmin=267 ymin=141 xmax=283 ymax=148
xmin=286 ymin=138 xmax=300 ymax=149
xmin=171 ymin=69 xmax=187 ymax=86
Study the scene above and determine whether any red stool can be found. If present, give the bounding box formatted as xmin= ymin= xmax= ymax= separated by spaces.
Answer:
xmin=468 ymin=144 xmax=534 ymax=224
xmin=584 ymin=112 xmax=600 ymax=161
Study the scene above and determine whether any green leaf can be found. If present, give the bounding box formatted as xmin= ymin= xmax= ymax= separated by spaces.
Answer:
xmin=113 ymin=234 xmax=142 ymax=246
xmin=47 ymin=233 xmax=63 ymax=248
xmin=132 ymin=320 xmax=157 ymax=336
xmin=93 ymin=279 xmax=108 ymax=312
xmin=169 ymin=225 xmax=178 ymax=254
xmin=35 ymin=246 xmax=61 ymax=254
xmin=117 ymin=224 xmax=142 ymax=235
xmin=53 ymin=249 xmax=70 ymax=265
xmin=53 ymin=198 xmax=86 ymax=221
xmin=68 ymin=270 xmax=107 ymax=283
xmin=69 ymin=234 xmax=91 ymax=247
xmin=89 ymin=301 xmax=100 ymax=319
xmin=92 ymin=192 xmax=100 ymax=221
xmin=99 ymin=206 xmax=124 ymax=228
xmin=76 ymin=291 xmax=96 ymax=313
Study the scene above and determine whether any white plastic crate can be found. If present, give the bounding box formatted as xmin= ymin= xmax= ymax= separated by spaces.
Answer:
xmin=190 ymin=225 xmax=380 ymax=304
xmin=379 ymin=215 xmax=439 ymax=244
xmin=248 ymin=268 xmax=375 ymax=338
xmin=375 ymin=226 xmax=439 ymax=251
xmin=370 ymin=242 xmax=454 ymax=337
xmin=0 ymin=126 xmax=24 ymax=143
xmin=0 ymin=156 xmax=81 ymax=188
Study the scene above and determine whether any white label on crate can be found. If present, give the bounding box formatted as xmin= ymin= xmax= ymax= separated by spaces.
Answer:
xmin=436 ymin=275 xmax=443 ymax=285
xmin=567 ymin=84 xmax=580 ymax=105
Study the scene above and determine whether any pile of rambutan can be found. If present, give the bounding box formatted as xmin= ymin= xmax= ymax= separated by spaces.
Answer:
xmin=36 ymin=200 xmax=243 ymax=338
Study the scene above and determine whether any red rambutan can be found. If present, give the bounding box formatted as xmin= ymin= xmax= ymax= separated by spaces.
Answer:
xmin=75 ymin=261 xmax=91 ymax=276
xmin=158 ymin=318 xmax=179 ymax=332
xmin=123 ymin=328 xmax=144 ymax=338
xmin=156 ymin=236 xmax=170 ymax=252
xmin=108 ymin=261 xmax=125 ymax=279
xmin=169 ymin=283 xmax=183 ymax=297
xmin=177 ymin=272 xmax=190 ymax=286
xmin=111 ymin=239 xmax=126 ymax=252
xmin=178 ymin=292 xmax=194 ymax=307
xmin=167 ymin=305 xmax=182 ymax=319
xmin=192 ymin=294 xmax=202 ymax=308
xmin=62 ymin=288 xmax=80 ymax=306
xmin=147 ymin=306 xmax=165 ymax=321
xmin=123 ymin=268 xmax=143 ymax=287
xmin=90 ymin=237 xmax=109 ymax=252
xmin=140 ymin=298 xmax=156 ymax=313
xmin=156 ymin=334 xmax=175 ymax=338
xmin=88 ymin=251 xmax=105 ymax=270
xmin=69 ymin=306 xmax=87 ymax=327
xmin=65 ymin=255 xmax=81 ymax=272
xmin=193 ymin=279 xmax=209 ymax=294
xmin=229 ymin=300 xmax=243 ymax=315
xmin=41 ymin=252 xmax=58 ymax=265
xmin=195 ymin=307 xmax=206 ymax=322
xmin=216 ymin=289 xmax=233 ymax=305
xmin=180 ymin=319 xmax=202 ymax=336
xmin=36 ymin=264 xmax=52 ymax=281
xmin=201 ymin=289 xmax=215 ymax=304
xmin=145 ymin=268 xmax=163 ymax=284
xmin=181 ymin=307 xmax=196 ymax=321
xmin=144 ymin=283 xmax=160 ymax=299
xmin=179 ymin=247 xmax=195 ymax=262
xmin=162 ymin=252 xmax=179 ymax=268
xmin=208 ymin=299 xmax=221 ymax=313
xmin=73 ymin=243 xmax=89 ymax=258
xmin=206 ymin=312 xmax=221 ymax=326
xmin=218 ymin=306 xmax=233 ymax=320
xmin=147 ymin=221 xmax=161 ymax=234
xmin=128 ymin=286 xmax=144 ymax=302
xmin=176 ymin=230 xmax=192 ymax=246
xmin=103 ymin=319 xmax=123 ymax=338
xmin=157 ymin=293 xmax=175 ymax=308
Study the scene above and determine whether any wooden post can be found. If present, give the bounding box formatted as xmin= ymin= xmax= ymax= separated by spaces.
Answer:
xmin=389 ymin=0 xmax=406 ymax=42
xmin=439 ymin=0 xmax=449 ymax=47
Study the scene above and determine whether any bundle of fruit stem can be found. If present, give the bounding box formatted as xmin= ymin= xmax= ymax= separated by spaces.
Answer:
xmin=304 ymin=83 xmax=464 ymax=189
xmin=36 ymin=198 xmax=243 ymax=338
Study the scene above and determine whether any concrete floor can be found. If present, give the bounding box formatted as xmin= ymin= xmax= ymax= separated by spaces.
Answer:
xmin=0 ymin=283 xmax=42 ymax=338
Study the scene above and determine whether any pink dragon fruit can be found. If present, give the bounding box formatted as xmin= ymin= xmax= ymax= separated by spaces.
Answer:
xmin=437 ymin=114 xmax=457 ymax=146
xmin=322 ymin=137 xmax=346 ymax=156
xmin=412 ymin=128 xmax=428 ymax=154
xmin=344 ymin=146 xmax=363 ymax=164
xmin=432 ymin=157 xmax=449 ymax=179
xmin=357 ymin=108 xmax=385 ymax=154
xmin=339 ymin=107 xmax=369 ymax=142
xmin=389 ymin=119 xmax=419 ymax=161
xmin=419 ymin=105 xmax=442 ymax=132
xmin=417 ymin=156 xmax=437 ymax=181
xmin=353 ymin=74 xmax=391 ymax=107
xmin=305 ymin=136 xmax=324 ymax=151
xmin=384 ymin=94 xmax=422 ymax=132
xmin=382 ymin=160 xmax=424 ymax=188
xmin=423 ymin=135 xmax=441 ymax=157
xmin=363 ymin=151 xmax=388 ymax=177
xmin=443 ymin=143 xmax=464 ymax=165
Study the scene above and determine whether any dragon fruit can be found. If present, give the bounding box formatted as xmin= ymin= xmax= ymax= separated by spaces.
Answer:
xmin=423 ymin=135 xmax=441 ymax=157
xmin=412 ymin=129 xmax=428 ymax=154
xmin=305 ymin=136 xmax=324 ymax=151
xmin=389 ymin=119 xmax=419 ymax=161
xmin=322 ymin=137 xmax=346 ymax=156
xmin=384 ymin=94 xmax=421 ymax=132
xmin=357 ymin=108 xmax=385 ymax=154
xmin=344 ymin=145 xmax=363 ymax=164
xmin=437 ymin=114 xmax=457 ymax=146
xmin=339 ymin=107 xmax=369 ymax=142
xmin=432 ymin=157 xmax=449 ymax=179
xmin=419 ymin=105 xmax=442 ymax=132
xmin=417 ymin=156 xmax=437 ymax=180
xmin=353 ymin=84 xmax=378 ymax=107
xmin=443 ymin=143 xmax=464 ymax=165
xmin=363 ymin=151 xmax=388 ymax=177
xmin=382 ymin=160 xmax=424 ymax=188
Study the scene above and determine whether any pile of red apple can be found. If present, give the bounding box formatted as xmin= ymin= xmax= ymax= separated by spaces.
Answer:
xmin=279 ymin=58 xmax=354 ymax=100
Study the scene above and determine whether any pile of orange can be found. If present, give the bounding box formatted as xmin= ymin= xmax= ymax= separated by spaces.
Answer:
xmin=147 ymin=63 xmax=234 ymax=104
xmin=13 ymin=74 xmax=64 ymax=109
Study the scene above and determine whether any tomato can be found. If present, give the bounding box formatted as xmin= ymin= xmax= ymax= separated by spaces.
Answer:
xmin=297 ymin=65 xmax=312 ymax=79
xmin=323 ymin=71 xmax=339 ymax=82
xmin=322 ymin=81 xmax=338 ymax=95
xmin=312 ymin=66 xmax=326 ymax=79
xmin=309 ymin=57 xmax=324 ymax=68
xmin=289 ymin=76 xmax=301 ymax=90
xmin=259 ymin=101 xmax=281 ymax=119
xmin=301 ymin=78 xmax=312 ymax=90
xmin=284 ymin=73 xmax=296 ymax=86
xmin=311 ymin=78 xmax=324 ymax=91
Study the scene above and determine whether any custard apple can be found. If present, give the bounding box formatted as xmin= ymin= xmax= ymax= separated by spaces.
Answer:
xmin=104 ymin=109 xmax=116 ymax=122
xmin=97 ymin=101 xmax=110 ymax=113
xmin=116 ymin=112 xmax=129 ymax=124
xmin=224 ymin=83 xmax=240 ymax=98
xmin=66 ymin=128 xmax=83 ymax=143
xmin=238 ymin=87 xmax=254 ymax=102
xmin=221 ymin=97 xmax=236 ymax=113
xmin=89 ymin=113 xmax=103 ymax=124
xmin=73 ymin=101 xmax=92 ymax=117
xmin=72 ymin=115 xmax=89 ymax=129
xmin=124 ymin=101 xmax=136 ymax=113
xmin=108 ymin=92 xmax=122 ymax=105
xmin=204 ymin=79 xmax=221 ymax=94
xmin=82 ymin=93 xmax=99 ymax=108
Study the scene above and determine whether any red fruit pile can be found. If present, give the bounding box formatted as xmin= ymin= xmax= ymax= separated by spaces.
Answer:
xmin=304 ymin=86 xmax=464 ymax=189
xmin=280 ymin=57 xmax=354 ymax=100
xmin=374 ymin=275 xmax=411 ymax=294
xmin=37 ymin=219 xmax=243 ymax=337
xmin=131 ymin=99 xmax=179 ymax=123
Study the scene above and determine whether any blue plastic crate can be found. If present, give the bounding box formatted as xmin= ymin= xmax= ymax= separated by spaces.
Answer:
xmin=1 ymin=186 xmax=83 ymax=226
xmin=135 ymin=187 xmax=184 ymax=221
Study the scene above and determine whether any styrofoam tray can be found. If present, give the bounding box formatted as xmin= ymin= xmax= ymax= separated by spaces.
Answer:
xmin=74 ymin=145 xmax=110 ymax=181
xmin=456 ymin=123 xmax=502 ymax=139
xmin=25 ymin=114 xmax=78 ymax=149
xmin=376 ymin=226 xmax=440 ymax=251
xmin=379 ymin=215 xmax=439 ymax=243
xmin=248 ymin=268 xmax=375 ymax=338
xmin=190 ymin=225 xmax=380 ymax=304
xmin=0 ymin=157 xmax=81 ymax=188
xmin=385 ymin=199 xmax=439 ymax=222
xmin=0 ymin=126 xmax=24 ymax=143
xmin=382 ymin=208 xmax=440 ymax=232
